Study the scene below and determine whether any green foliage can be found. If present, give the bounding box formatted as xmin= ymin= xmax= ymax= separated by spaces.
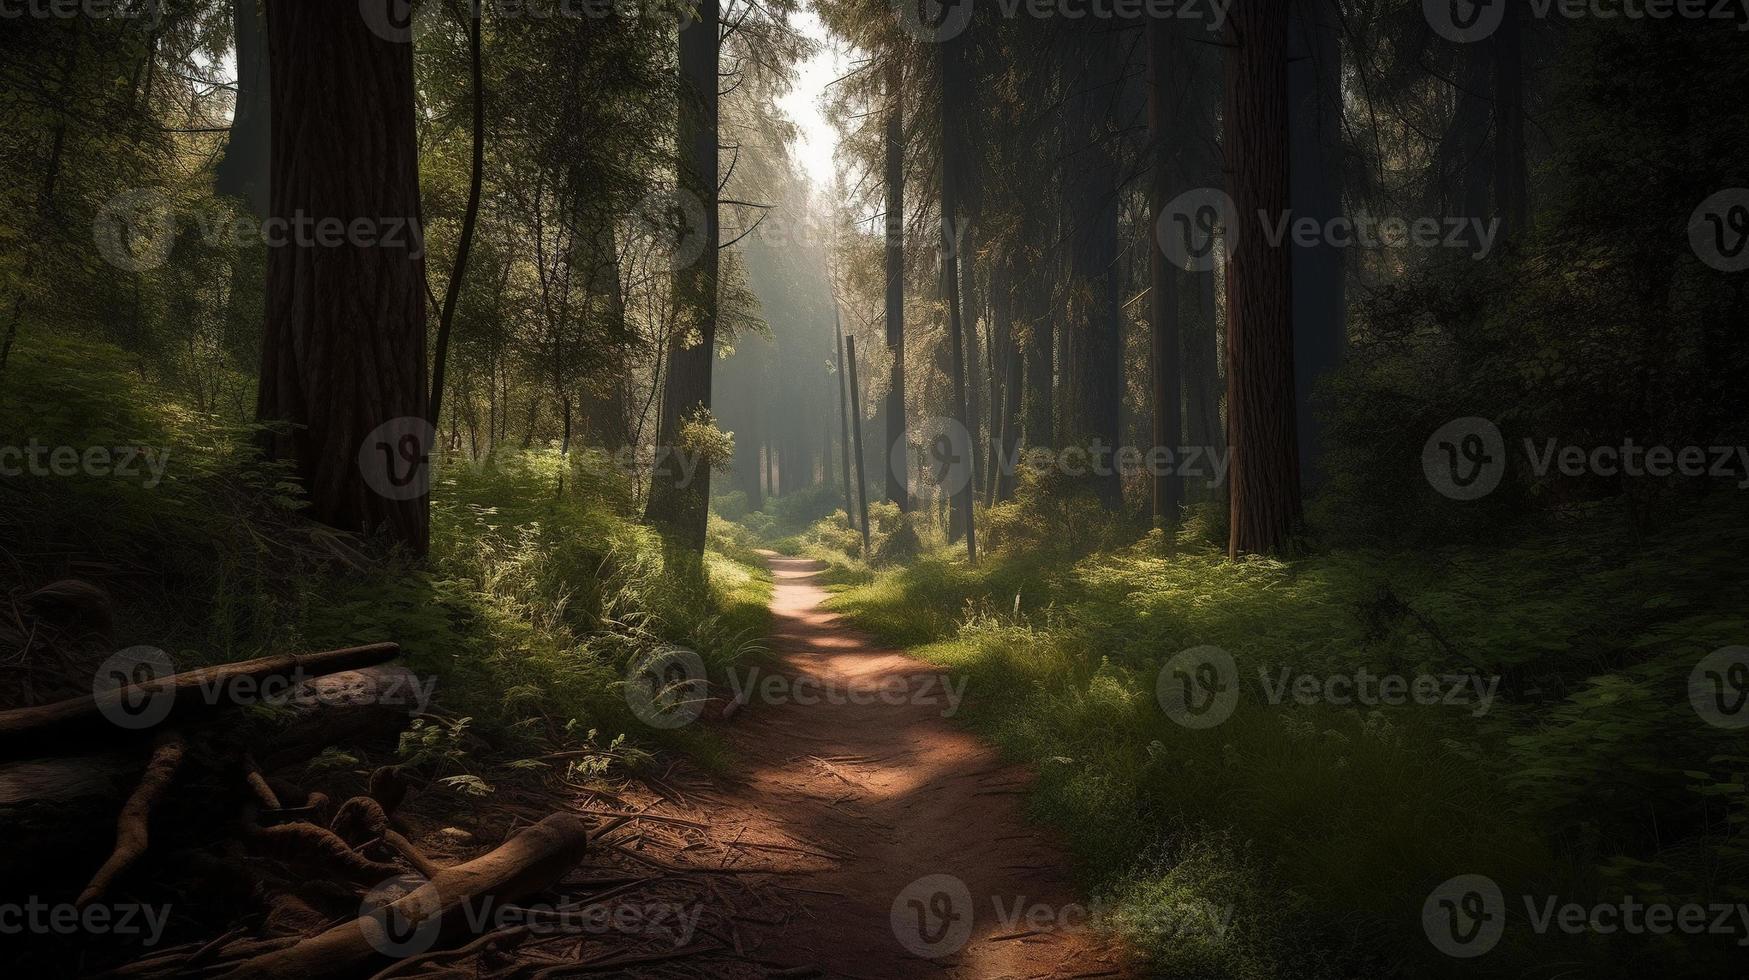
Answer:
xmin=828 ymin=504 xmax=1749 ymax=977
xmin=0 ymin=335 xmax=771 ymax=778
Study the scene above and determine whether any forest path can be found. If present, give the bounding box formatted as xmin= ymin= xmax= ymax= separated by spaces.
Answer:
xmin=665 ymin=553 xmax=1132 ymax=979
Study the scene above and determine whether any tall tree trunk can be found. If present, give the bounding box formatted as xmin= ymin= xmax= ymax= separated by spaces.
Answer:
xmin=1021 ymin=276 xmax=1053 ymax=449
xmin=428 ymin=0 xmax=485 ymax=431
xmin=962 ymin=238 xmax=985 ymax=497
xmin=846 ymin=337 xmax=873 ymax=556
xmin=1223 ymin=0 xmax=1302 ymax=556
xmin=993 ymin=258 xmax=1023 ymax=502
xmin=1148 ymin=15 xmax=1183 ymax=529
xmin=836 ymin=306 xmax=857 ymax=529
xmin=644 ymin=0 xmax=721 ymax=551
xmin=1436 ymin=39 xmax=1494 ymax=242
xmin=1184 ymin=258 xmax=1223 ymax=500
xmin=215 ymin=0 xmax=271 ymax=216
xmin=579 ymin=213 xmax=634 ymax=450
xmin=883 ymin=59 xmax=911 ymax=512
xmin=1287 ymin=0 xmax=1344 ymax=491
xmin=940 ymin=24 xmax=978 ymax=562
xmin=257 ymin=0 xmax=431 ymax=554
xmin=1493 ymin=1 xmax=1528 ymax=242
xmin=1062 ymin=38 xmax=1124 ymax=510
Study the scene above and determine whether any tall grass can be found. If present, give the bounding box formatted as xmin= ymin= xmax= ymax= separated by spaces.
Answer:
xmin=1 ymin=332 xmax=771 ymax=781
xmin=825 ymin=502 xmax=1749 ymax=977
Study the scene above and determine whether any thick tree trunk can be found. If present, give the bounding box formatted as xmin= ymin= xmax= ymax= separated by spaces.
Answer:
xmin=1287 ymin=0 xmax=1344 ymax=490
xmin=1185 ymin=261 xmax=1224 ymax=500
xmin=215 ymin=0 xmax=271 ymax=216
xmin=1437 ymin=39 xmax=1494 ymax=241
xmin=883 ymin=59 xmax=910 ymax=512
xmin=1148 ymin=16 xmax=1184 ymax=529
xmin=258 ymin=1 xmax=431 ymax=555
xmin=1223 ymin=0 xmax=1302 ymax=556
xmin=578 ymin=216 xmax=634 ymax=451
xmin=1062 ymin=39 xmax=1124 ymax=510
xmin=1493 ymin=1 xmax=1528 ymax=242
xmin=645 ymin=0 xmax=721 ymax=550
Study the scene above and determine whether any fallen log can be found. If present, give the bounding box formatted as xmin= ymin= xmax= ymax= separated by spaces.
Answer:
xmin=219 ymin=812 xmax=593 ymax=980
xmin=0 ymin=665 xmax=422 ymax=892
xmin=0 ymin=642 xmax=401 ymax=752
xmin=263 ymin=664 xmax=430 ymax=770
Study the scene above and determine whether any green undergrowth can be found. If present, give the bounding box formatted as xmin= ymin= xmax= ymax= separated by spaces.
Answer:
xmin=1 ymin=332 xmax=771 ymax=787
xmin=824 ymin=497 xmax=1749 ymax=978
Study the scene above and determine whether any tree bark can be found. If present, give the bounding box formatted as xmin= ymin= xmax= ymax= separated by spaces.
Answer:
xmin=1287 ymin=0 xmax=1344 ymax=490
xmin=940 ymin=25 xmax=978 ymax=561
xmin=258 ymin=1 xmax=431 ymax=554
xmin=644 ymin=0 xmax=722 ymax=550
xmin=1149 ymin=15 xmax=1184 ymax=529
xmin=428 ymin=0 xmax=486 ymax=431
xmin=1223 ymin=0 xmax=1302 ymax=555
xmin=215 ymin=0 xmax=271 ymax=216
xmin=836 ymin=307 xmax=857 ymax=530
xmin=1062 ymin=36 xmax=1124 ymax=509
xmin=1493 ymin=1 xmax=1528 ymax=242
xmin=883 ymin=59 xmax=910 ymax=512
xmin=846 ymin=338 xmax=872 ymax=556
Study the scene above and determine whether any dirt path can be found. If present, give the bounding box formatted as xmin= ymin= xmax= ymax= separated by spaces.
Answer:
xmin=658 ymin=553 xmax=1131 ymax=979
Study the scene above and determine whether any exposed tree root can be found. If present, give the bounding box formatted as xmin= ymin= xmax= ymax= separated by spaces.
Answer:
xmin=218 ymin=812 xmax=592 ymax=980
xmin=76 ymin=730 xmax=186 ymax=907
